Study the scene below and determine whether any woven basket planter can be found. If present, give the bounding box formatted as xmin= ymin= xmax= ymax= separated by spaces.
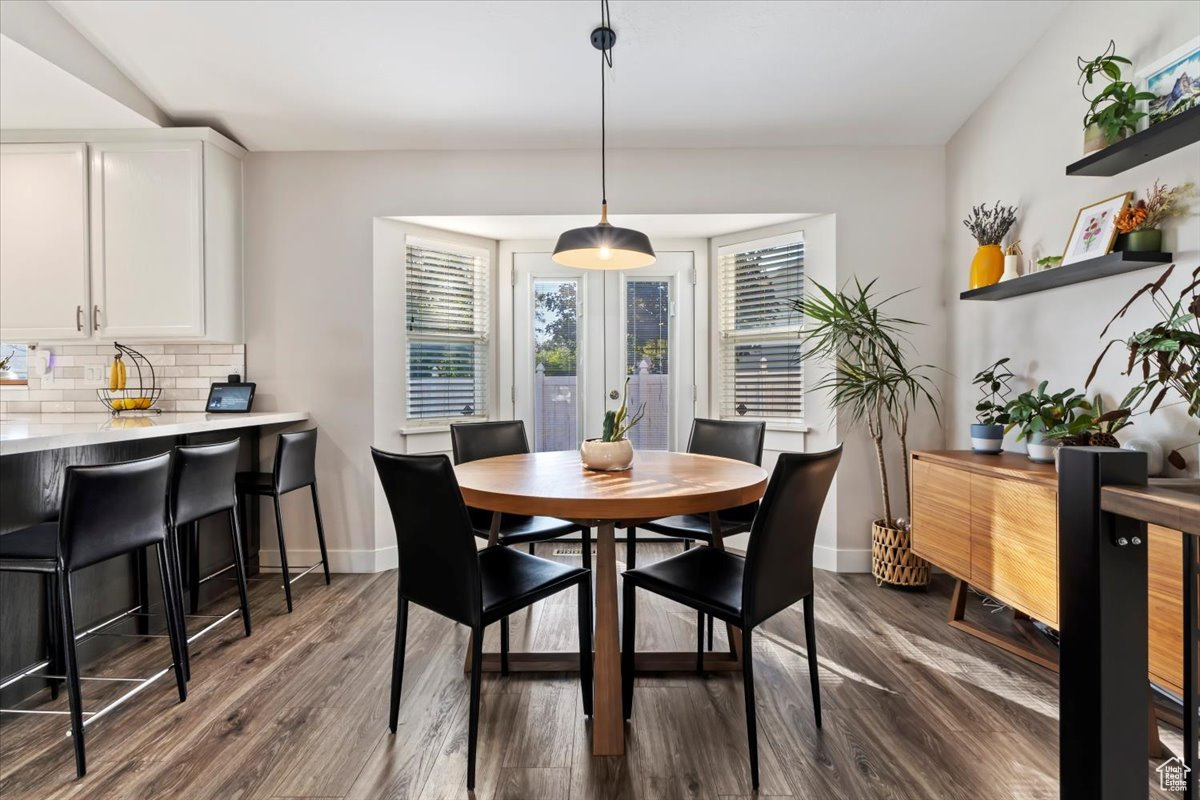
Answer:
xmin=871 ymin=520 xmax=930 ymax=588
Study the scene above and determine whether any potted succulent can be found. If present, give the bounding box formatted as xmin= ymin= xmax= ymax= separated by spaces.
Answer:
xmin=796 ymin=278 xmax=940 ymax=588
xmin=1088 ymin=264 xmax=1199 ymax=471
xmin=1113 ymin=180 xmax=1194 ymax=253
xmin=1036 ymin=255 xmax=1063 ymax=272
xmin=971 ymin=358 xmax=1013 ymax=453
xmin=963 ymin=202 xmax=1018 ymax=289
xmin=580 ymin=376 xmax=644 ymax=471
xmin=1078 ymin=40 xmax=1155 ymax=153
xmin=1003 ymin=382 xmax=1093 ymax=463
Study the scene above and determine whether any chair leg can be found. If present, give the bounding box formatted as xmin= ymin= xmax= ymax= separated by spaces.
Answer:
xmin=467 ymin=625 xmax=484 ymax=790
xmin=804 ymin=593 xmax=822 ymax=728
xmin=707 ymin=614 xmax=714 ymax=651
xmin=310 ymin=484 xmax=332 ymax=585
xmin=156 ymin=543 xmax=188 ymax=703
xmin=43 ymin=574 xmax=61 ymax=700
xmin=626 ymin=528 xmax=636 ymax=569
xmin=389 ymin=597 xmax=408 ymax=733
xmin=57 ymin=571 xmax=86 ymax=778
xmin=742 ymin=626 xmax=759 ymax=791
xmin=683 ymin=539 xmax=692 ymax=551
xmin=188 ymin=522 xmax=201 ymax=615
xmin=622 ymin=577 xmax=635 ymax=720
xmin=578 ymin=575 xmax=594 ymax=717
xmin=272 ymin=495 xmax=294 ymax=612
xmin=166 ymin=525 xmax=191 ymax=682
xmin=528 ymin=542 xmax=535 ymax=555
xmin=500 ymin=617 xmax=510 ymax=676
xmin=228 ymin=507 xmax=253 ymax=637
xmin=581 ymin=527 xmax=592 ymax=572
xmin=696 ymin=610 xmax=704 ymax=673
xmin=134 ymin=546 xmax=150 ymax=635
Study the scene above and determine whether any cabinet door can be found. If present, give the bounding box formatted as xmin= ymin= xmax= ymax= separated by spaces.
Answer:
xmin=910 ymin=459 xmax=971 ymax=578
xmin=90 ymin=141 xmax=204 ymax=338
xmin=0 ymin=143 xmax=90 ymax=340
xmin=1148 ymin=525 xmax=1184 ymax=695
xmin=970 ymin=476 xmax=1058 ymax=626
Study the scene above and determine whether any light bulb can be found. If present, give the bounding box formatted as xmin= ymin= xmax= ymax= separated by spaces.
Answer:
xmin=598 ymin=246 xmax=612 ymax=260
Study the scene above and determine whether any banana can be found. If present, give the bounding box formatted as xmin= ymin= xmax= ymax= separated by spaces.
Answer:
xmin=109 ymin=355 xmax=120 ymax=391
xmin=116 ymin=356 xmax=126 ymax=390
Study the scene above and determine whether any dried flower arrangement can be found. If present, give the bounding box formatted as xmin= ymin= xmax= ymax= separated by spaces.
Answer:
xmin=1114 ymin=180 xmax=1195 ymax=233
xmin=962 ymin=202 xmax=1018 ymax=246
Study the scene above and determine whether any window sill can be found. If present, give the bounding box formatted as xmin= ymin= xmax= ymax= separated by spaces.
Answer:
xmin=0 ymin=379 xmax=28 ymax=386
xmin=399 ymin=418 xmax=488 ymax=436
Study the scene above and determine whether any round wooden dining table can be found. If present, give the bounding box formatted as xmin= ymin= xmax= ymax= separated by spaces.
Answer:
xmin=454 ymin=449 xmax=769 ymax=756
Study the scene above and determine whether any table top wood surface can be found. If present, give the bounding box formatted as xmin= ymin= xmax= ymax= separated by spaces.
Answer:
xmin=454 ymin=450 xmax=769 ymax=521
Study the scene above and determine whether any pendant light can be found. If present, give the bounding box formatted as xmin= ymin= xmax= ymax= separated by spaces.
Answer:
xmin=553 ymin=0 xmax=655 ymax=270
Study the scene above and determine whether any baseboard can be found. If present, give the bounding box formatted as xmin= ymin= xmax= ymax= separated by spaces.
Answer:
xmin=259 ymin=545 xmax=397 ymax=574
xmin=813 ymin=545 xmax=871 ymax=573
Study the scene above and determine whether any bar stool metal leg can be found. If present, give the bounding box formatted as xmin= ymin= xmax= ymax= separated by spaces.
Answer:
xmin=272 ymin=494 xmax=295 ymax=613
xmin=56 ymin=571 xmax=86 ymax=778
xmin=228 ymin=505 xmax=252 ymax=637
xmin=188 ymin=522 xmax=201 ymax=616
xmin=310 ymin=484 xmax=332 ymax=585
xmin=43 ymin=574 xmax=61 ymax=700
xmin=155 ymin=542 xmax=188 ymax=704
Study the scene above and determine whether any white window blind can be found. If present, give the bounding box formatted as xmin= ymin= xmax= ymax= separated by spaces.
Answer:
xmin=405 ymin=238 xmax=489 ymax=420
xmin=718 ymin=233 xmax=804 ymax=421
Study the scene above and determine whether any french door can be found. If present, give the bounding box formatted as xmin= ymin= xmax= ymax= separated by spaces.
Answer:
xmin=513 ymin=251 xmax=695 ymax=453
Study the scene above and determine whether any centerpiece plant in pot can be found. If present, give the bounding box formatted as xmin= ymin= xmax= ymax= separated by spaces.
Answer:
xmin=795 ymin=278 xmax=941 ymax=588
xmin=1003 ymin=382 xmax=1092 ymax=463
xmin=580 ymin=376 xmax=645 ymax=471
xmin=1078 ymin=40 xmax=1155 ymax=154
xmin=1113 ymin=180 xmax=1195 ymax=253
xmin=963 ymin=202 xmax=1018 ymax=289
xmin=970 ymin=357 xmax=1013 ymax=453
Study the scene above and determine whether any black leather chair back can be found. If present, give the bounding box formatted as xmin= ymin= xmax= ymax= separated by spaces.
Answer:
xmin=450 ymin=420 xmax=530 ymax=464
xmin=688 ymin=418 xmax=766 ymax=523
xmin=741 ymin=447 xmax=841 ymax=628
xmin=450 ymin=420 xmax=532 ymax=529
xmin=371 ymin=449 xmax=481 ymax=627
xmin=170 ymin=439 xmax=240 ymax=527
xmin=60 ymin=453 xmax=171 ymax=572
xmin=274 ymin=429 xmax=318 ymax=493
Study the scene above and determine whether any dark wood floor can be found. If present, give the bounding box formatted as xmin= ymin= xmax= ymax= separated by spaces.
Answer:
xmin=0 ymin=544 xmax=1180 ymax=799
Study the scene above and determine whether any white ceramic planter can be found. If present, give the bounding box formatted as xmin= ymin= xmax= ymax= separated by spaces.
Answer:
xmin=1025 ymin=431 xmax=1058 ymax=464
xmin=580 ymin=438 xmax=634 ymax=471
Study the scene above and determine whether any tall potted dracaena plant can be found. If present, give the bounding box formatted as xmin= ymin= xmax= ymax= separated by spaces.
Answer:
xmin=795 ymin=279 xmax=941 ymax=588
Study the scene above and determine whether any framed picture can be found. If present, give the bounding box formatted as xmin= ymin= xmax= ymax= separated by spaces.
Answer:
xmin=1138 ymin=35 xmax=1200 ymax=128
xmin=1061 ymin=192 xmax=1131 ymax=266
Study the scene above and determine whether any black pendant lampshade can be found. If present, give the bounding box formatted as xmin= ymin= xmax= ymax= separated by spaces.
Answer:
xmin=553 ymin=3 xmax=655 ymax=271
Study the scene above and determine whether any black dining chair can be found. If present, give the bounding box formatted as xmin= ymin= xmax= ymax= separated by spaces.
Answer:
xmin=0 ymin=453 xmax=188 ymax=778
xmin=169 ymin=439 xmax=253 ymax=681
xmin=634 ymin=418 xmax=765 ymax=651
xmin=451 ymin=420 xmax=592 ymax=674
xmin=621 ymin=446 xmax=841 ymax=791
xmin=236 ymin=428 xmax=331 ymax=612
xmin=371 ymin=448 xmax=593 ymax=790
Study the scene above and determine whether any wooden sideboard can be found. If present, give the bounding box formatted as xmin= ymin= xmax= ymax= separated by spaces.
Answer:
xmin=910 ymin=450 xmax=1185 ymax=695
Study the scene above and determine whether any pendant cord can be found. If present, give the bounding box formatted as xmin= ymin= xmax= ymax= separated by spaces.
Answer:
xmin=600 ymin=0 xmax=612 ymax=209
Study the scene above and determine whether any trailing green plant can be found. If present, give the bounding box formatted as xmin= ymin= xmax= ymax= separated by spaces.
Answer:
xmin=794 ymin=279 xmax=940 ymax=528
xmin=1078 ymin=40 xmax=1155 ymax=144
xmin=600 ymin=376 xmax=645 ymax=442
xmin=973 ymin=357 xmax=1014 ymax=425
xmin=1003 ymin=381 xmax=1092 ymax=442
xmin=1087 ymin=264 xmax=1200 ymax=468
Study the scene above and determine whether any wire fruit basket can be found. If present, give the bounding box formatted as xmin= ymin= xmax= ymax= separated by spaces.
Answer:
xmin=96 ymin=343 xmax=163 ymax=415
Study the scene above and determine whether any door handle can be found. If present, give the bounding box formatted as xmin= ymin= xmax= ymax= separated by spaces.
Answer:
xmin=76 ymin=305 xmax=84 ymax=332
xmin=93 ymin=305 xmax=101 ymax=331
xmin=609 ymin=389 xmax=620 ymax=400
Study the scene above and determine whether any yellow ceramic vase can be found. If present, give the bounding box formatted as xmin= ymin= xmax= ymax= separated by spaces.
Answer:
xmin=969 ymin=244 xmax=1004 ymax=289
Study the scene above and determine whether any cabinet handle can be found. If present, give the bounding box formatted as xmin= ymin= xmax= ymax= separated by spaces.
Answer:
xmin=76 ymin=305 xmax=83 ymax=332
xmin=93 ymin=305 xmax=101 ymax=331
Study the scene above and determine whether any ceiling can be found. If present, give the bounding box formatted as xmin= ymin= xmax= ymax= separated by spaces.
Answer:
xmin=393 ymin=213 xmax=813 ymax=241
xmin=48 ymin=0 xmax=1067 ymax=152
xmin=0 ymin=34 xmax=157 ymax=130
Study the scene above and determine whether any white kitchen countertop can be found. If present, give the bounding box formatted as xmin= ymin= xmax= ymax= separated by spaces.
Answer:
xmin=0 ymin=411 xmax=310 ymax=456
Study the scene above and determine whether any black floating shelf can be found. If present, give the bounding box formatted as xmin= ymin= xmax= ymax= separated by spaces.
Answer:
xmin=959 ymin=251 xmax=1172 ymax=301
xmin=1066 ymin=106 xmax=1200 ymax=177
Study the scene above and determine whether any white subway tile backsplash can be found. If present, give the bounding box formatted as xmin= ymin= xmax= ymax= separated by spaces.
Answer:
xmin=163 ymin=366 xmax=199 ymax=378
xmin=174 ymin=354 xmax=210 ymax=366
xmin=174 ymin=377 xmax=214 ymax=389
xmin=164 ymin=344 xmax=199 ymax=355
xmin=40 ymin=401 xmax=75 ymax=413
xmin=199 ymin=344 xmax=233 ymax=354
xmin=57 ymin=345 xmax=97 ymax=356
xmin=198 ymin=365 xmax=233 ymax=377
xmin=26 ymin=390 xmax=63 ymax=401
xmin=176 ymin=400 xmax=207 ymax=412
xmin=5 ymin=401 xmax=41 ymax=413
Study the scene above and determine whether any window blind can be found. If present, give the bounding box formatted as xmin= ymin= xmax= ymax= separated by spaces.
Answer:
xmin=405 ymin=238 xmax=489 ymax=420
xmin=718 ymin=234 xmax=804 ymax=421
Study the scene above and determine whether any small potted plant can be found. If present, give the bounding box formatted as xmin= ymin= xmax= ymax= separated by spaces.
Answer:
xmin=971 ymin=358 xmax=1013 ymax=453
xmin=1003 ymin=382 xmax=1092 ymax=463
xmin=580 ymin=376 xmax=645 ymax=471
xmin=1077 ymin=40 xmax=1155 ymax=154
xmin=1113 ymin=180 xmax=1194 ymax=253
xmin=963 ymin=202 xmax=1018 ymax=289
xmin=1036 ymin=255 xmax=1062 ymax=271
xmin=0 ymin=350 xmax=15 ymax=381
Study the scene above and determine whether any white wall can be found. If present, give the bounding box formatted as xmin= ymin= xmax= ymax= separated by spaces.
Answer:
xmin=945 ymin=0 xmax=1200 ymax=470
xmin=244 ymin=146 xmax=947 ymax=572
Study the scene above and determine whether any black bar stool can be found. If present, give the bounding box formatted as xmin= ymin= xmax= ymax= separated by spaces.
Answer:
xmin=236 ymin=429 xmax=330 ymax=612
xmin=169 ymin=439 xmax=253 ymax=681
xmin=0 ymin=453 xmax=188 ymax=778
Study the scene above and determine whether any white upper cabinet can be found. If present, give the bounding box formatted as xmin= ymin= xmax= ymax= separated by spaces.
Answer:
xmin=0 ymin=129 xmax=243 ymax=343
xmin=0 ymin=143 xmax=91 ymax=340
xmin=90 ymin=140 xmax=205 ymax=338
